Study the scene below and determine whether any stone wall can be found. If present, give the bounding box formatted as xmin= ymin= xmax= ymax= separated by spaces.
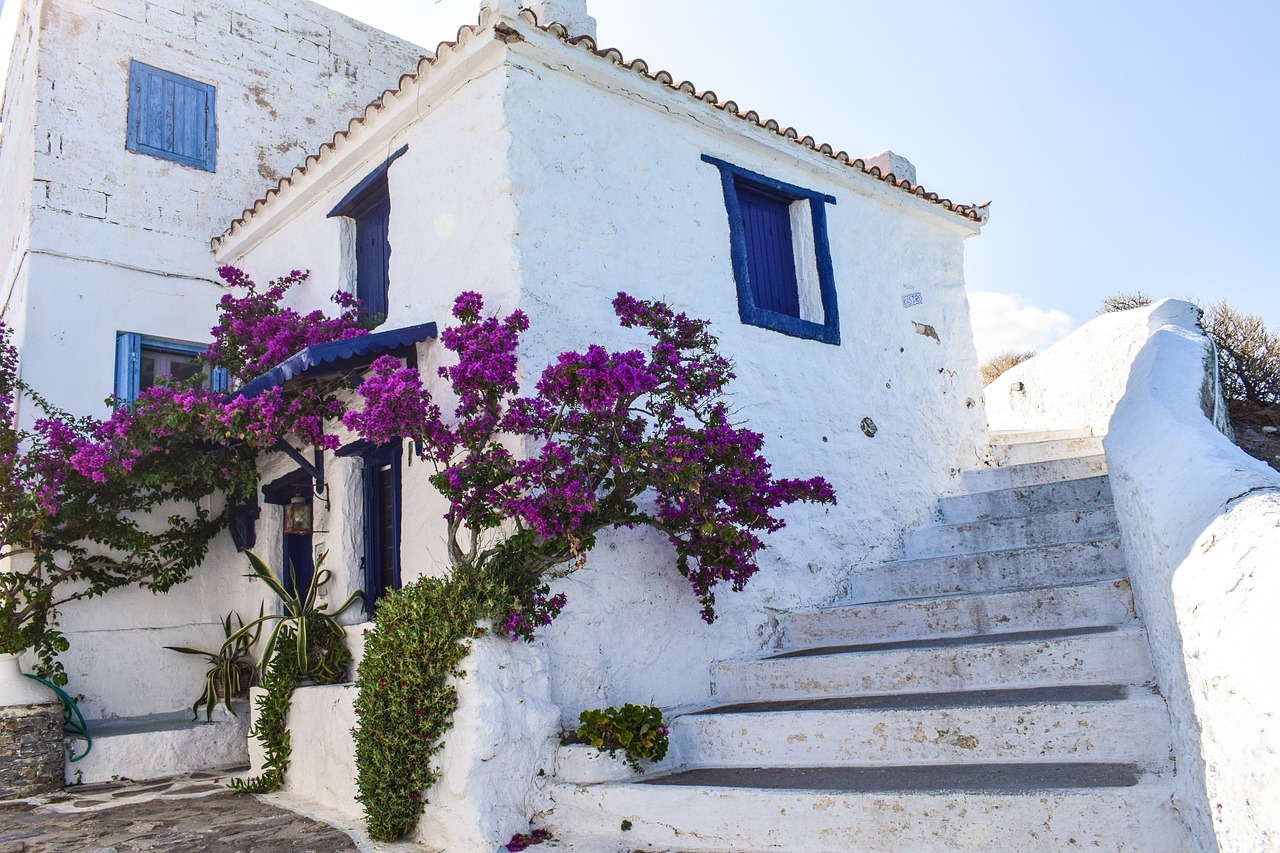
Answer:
xmin=0 ymin=703 xmax=63 ymax=798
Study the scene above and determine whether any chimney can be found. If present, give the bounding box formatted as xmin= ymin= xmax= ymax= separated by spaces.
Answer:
xmin=524 ymin=0 xmax=597 ymax=40
xmin=865 ymin=150 xmax=917 ymax=185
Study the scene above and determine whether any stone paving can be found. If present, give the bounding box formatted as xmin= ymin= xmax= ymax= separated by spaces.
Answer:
xmin=0 ymin=772 xmax=362 ymax=853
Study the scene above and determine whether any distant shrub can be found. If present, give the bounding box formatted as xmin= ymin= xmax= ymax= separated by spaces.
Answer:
xmin=980 ymin=351 xmax=1036 ymax=386
xmin=1202 ymin=301 xmax=1280 ymax=407
xmin=1099 ymin=291 xmax=1153 ymax=313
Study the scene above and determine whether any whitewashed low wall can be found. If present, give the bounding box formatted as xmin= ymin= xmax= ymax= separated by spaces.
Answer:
xmin=984 ymin=302 xmax=1226 ymax=435
xmin=252 ymin=633 xmax=558 ymax=849
xmin=1104 ymin=303 xmax=1280 ymax=853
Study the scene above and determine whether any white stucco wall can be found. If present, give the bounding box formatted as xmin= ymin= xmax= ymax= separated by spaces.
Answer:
xmin=1103 ymin=301 xmax=1280 ymax=852
xmin=0 ymin=0 xmax=39 ymax=331
xmin=985 ymin=305 xmax=1156 ymax=435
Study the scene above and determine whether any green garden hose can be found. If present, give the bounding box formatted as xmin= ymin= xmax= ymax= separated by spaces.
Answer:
xmin=23 ymin=674 xmax=91 ymax=761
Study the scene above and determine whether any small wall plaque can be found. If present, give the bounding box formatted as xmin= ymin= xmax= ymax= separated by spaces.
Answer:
xmin=902 ymin=292 xmax=923 ymax=308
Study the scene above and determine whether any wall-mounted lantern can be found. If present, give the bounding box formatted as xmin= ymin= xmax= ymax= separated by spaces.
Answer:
xmin=283 ymin=494 xmax=314 ymax=535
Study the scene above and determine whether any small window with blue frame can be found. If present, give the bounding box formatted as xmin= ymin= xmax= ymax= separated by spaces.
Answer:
xmin=702 ymin=155 xmax=840 ymax=345
xmin=114 ymin=333 xmax=228 ymax=405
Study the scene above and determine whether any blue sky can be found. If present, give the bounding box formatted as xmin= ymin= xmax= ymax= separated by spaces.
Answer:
xmin=3 ymin=0 xmax=1276 ymax=357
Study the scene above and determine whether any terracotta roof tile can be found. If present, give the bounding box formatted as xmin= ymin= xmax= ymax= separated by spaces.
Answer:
xmin=213 ymin=9 xmax=986 ymax=249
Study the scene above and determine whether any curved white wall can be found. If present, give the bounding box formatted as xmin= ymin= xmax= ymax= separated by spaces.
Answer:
xmin=986 ymin=298 xmax=1280 ymax=852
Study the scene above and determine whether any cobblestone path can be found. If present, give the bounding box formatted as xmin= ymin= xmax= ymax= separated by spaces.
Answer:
xmin=0 ymin=774 xmax=360 ymax=853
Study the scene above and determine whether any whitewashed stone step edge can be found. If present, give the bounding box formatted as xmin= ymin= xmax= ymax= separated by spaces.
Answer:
xmin=934 ymin=475 xmax=1112 ymax=525
xmin=783 ymin=578 xmax=1136 ymax=649
xmin=962 ymin=454 xmax=1108 ymax=491
xmin=901 ymin=506 xmax=1118 ymax=559
xmin=843 ymin=539 xmax=1127 ymax=602
xmin=545 ymin=779 xmax=1190 ymax=853
xmin=991 ymin=435 xmax=1105 ymax=466
xmin=713 ymin=626 xmax=1155 ymax=702
xmin=670 ymin=694 xmax=1174 ymax=770
xmin=989 ymin=428 xmax=1094 ymax=444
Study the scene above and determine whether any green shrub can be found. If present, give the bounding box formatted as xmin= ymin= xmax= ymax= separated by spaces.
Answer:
xmin=575 ymin=703 xmax=670 ymax=772
xmin=353 ymin=572 xmax=489 ymax=841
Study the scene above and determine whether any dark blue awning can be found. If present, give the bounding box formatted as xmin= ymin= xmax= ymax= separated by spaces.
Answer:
xmin=236 ymin=321 xmax=437 ymax=399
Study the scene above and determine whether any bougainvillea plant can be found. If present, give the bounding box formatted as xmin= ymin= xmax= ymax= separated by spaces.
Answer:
xmin=346 ymin=290 xmax=836 ymax=629
xmin=0 ymin=267 xmax=373 ymax=681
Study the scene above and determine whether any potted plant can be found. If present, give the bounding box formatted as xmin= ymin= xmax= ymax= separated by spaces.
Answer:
xmin=165 ymin=610 xmax=262 ymax=720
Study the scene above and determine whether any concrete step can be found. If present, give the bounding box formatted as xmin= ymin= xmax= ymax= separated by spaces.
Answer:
xmin=963 ymin=454 xmax=1108 ymax=492
xmin=935 ymin=475 xmax=1112 ymax=525
xmin=783 ymin=579 xmax=1135 ymax=649
xmin=671 ymin=687 xmax=1172 ymax=770
xmin=547 ymin=775 xmax=1189 ymax=852
xmin=990 ymin=435 xmax=1105 ymax=466
xmin=903 ymin=506 xmax=1118 ymax=559
xmin=714 ymin=625 xmax=1155 ymax=703
xmin=844 ymin=539 xmax=1127 ymax=602
xmin=989 ymin=427 xmax=1094 ymax=444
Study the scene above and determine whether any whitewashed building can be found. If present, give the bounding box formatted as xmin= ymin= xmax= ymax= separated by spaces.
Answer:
xmin=16 ymin=1 xmax=1273 ymax=852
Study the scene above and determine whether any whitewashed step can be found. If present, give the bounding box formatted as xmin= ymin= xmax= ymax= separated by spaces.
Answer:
xmin=963 ymin=454 xmax=1108 ymax=491
xmin=547 ymin=776 xmax=1189 ymax=852
xmin=784 ymin=579 xmax=1135 ymax=649
xmin=936 ymin=475 xmax=1112 ymax=525
xmin=713 ymin=625 xmax=1154 ymax=703
xmin=845 ymin=539 xmax=1126 ymax=601
xmin=989 ymin=427 xmax=1094 ymax=444
xmin=991 ymin=435 xmax=1104 ymax=466
xmin=902 ymin=506 xmax=1118 ymax=558
xmin=670 ymin=687 xmax=1172 ymax=770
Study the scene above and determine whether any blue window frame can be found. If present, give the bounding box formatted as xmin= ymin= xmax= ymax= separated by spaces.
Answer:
xmin=114 ymin=333 xmax=228 ymax=404
xmin=335 ymin=440 xmax=403 ymax=613
xmin=126 ymin=60 xmax=216 ymax=172
xmin=702 ymin=155 xmax=840 ymax=345
xmin=329 ymin=147 xmax=408 ymax=326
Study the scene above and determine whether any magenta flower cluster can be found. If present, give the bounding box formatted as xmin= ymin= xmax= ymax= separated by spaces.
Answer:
xmin=504 ymin=828 xmax=551 ymax=851
xmin=207 ymin=266 xmax=374 ymax=378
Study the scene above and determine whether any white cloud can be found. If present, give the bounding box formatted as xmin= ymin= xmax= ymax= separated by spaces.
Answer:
xmin=968 ymin=291 xmax=1075 ymax=361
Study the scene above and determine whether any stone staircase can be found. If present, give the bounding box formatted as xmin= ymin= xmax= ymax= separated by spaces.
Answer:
xmin=546 ymin=429 xmax=1193 ymax=852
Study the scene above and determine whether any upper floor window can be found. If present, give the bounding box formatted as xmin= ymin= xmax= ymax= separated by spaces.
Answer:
xmin=702 ymin=155 xmax=840 ymax=345
xmin=126 ymin=60 xmax=216 ymax=172
xmin=114 ymin=333 xmax=227 ymax=405
xmin=329 ymin=146 xmax=408 ymax=326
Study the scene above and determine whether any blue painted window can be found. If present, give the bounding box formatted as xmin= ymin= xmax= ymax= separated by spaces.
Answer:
xmin=329 ymin=147 xmax=408 ymax=326
xmin=126 ymin=60 xmax=216 ymax=172
xmin=702 ymin=155 xmax=840 ymax=345
xmin=114 ymin=334 xmax=228 ymax=405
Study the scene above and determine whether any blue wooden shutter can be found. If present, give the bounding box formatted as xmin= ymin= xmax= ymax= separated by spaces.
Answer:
xmin=127 ymin=61 xmax=216 ymax=172
xmin=210 ymin=367 xmax=230 ymax=393
xmin=355 ymin=194 xmax=391 ymax=322
xmin=736 ymin=183 xmax=801 ymax=318
xmin=114 ymin=333 xmax=141 ymax=405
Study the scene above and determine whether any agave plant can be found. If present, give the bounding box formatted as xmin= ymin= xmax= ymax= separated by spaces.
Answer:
xmin=165 ymin=609 xmax=262 ymax=720
xmin=235 ymin=550 xmax=363 ymax=684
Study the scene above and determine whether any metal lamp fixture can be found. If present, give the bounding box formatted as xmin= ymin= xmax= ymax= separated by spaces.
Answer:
xmin=283 ymin=494 xmax=313 ymax=535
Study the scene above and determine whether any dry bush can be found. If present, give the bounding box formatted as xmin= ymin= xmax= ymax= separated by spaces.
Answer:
xmin=1100 ymin=291 xmax=1153 ymax=313
xmin=1202 ymin=301 xmax=1280 ymax=407
xmin=981 ymin=351 xmax=1036 ymax=386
